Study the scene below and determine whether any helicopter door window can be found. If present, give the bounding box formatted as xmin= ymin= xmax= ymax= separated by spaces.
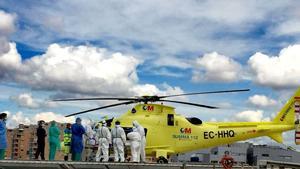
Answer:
xmin=168 ymin=114 xmax=174 ymax=126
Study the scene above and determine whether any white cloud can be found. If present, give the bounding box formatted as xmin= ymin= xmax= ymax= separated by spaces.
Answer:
xmin=192 ymin=52 xmax=242 ymax=83
xmin=3 ymin=110 xmax=75 ymax=128
xmin=0 ymin=10 xmax=16 ymax=35
xmin=11 ymin=93 xmax=39 ymax=109
xmin=5 ymin=111 xmax=32 ymax=128
xmin=161 ymin=83 xmax=185 ymax=96
xmin=10 ymin=93 xmax=58 ymax=109
xmin=2 ymin=1 xmax=293 ymax=64
xmin=11 ymin=112 xmax=31 ymax=125
xmin=33 ymin=112 xmax=75 ymax=124
xmin=129 ymin=83 xmax=186 ymax=100
xmin=233 ymin=110 xmax=270 ymax=122
xmin=248 ymin=95 xmax=277 ymax=107
xmin=0 ymin=10 xmax=16 ymax=55
xmin=129 ymin=84 xmax=160 ymax=96
xmin=0 ymin=43 xmax=185 ymax=98
xmin=248 ymin=44 xmax=300 ymax=88
xmin=0 ymin=43 xmax=21 ymax=79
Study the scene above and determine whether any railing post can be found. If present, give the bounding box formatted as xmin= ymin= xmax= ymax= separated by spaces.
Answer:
xmin=181 ymin=162 xmax=186 ymax=169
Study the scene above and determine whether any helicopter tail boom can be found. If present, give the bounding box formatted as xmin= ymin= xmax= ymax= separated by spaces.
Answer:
xmin=266 ymin=87 xmax=300 ymax=144
xmin=273 ymin=87 xmax=300 ymax=125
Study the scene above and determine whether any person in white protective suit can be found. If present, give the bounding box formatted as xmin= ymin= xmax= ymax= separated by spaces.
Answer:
xmin=111 ymin=121 xmax=126 ymax=162
xmin=95 ymin=121 xmax=111 ymax=162
xmin=132 ymin=120 xmax=146 ymax=162
xmin=127 ymin=126 xmax=141 ymax=162
xmin=83 ymin=121 xmax=96 ymax=161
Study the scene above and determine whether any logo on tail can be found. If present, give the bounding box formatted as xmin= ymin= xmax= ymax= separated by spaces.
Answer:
xmin=280 ymin=106 xmax=292 ymax=121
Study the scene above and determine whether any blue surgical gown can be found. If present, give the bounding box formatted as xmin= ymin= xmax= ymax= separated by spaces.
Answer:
xmin=71 ymin=123 xmax=85 ymax=153
xmin=0 ymin=120 xmax=7 ymax=149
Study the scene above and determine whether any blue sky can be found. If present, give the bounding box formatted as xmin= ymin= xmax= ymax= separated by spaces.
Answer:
xmin=1 ymin=0 xmax=300 ymax=147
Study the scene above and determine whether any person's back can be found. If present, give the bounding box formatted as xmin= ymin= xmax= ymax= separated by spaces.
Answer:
xmin=37 ymin=126 xmax=46 ymax=143
xmin=95 ymin=121 xmax=111 ymax=162
xmin=132 ymin=120 xmax=146 ymax=162
xmin=35 ymin=120 xmax=46 ymax=160
xmin=71 ymin=118 xmax=85 ymax=161
xmin=83 ymin=123 xmax=96 ymax=161
xmin=111 ymin=121 xmax=126 ymax=162
xmin=48 ymin=121 xmax=60 ymax=160
xmin=49 ymin=123 xmax=60 ymax=142
xmin=127 ymin=127 xmax=141 ymax=162
xmin=72 ymin=123 xmax=85 ymax=138
xmin=63 ymin=123 xmax=72 ymax=161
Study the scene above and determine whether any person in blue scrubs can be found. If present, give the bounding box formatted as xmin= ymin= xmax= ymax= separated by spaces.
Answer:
xmin=71 ymin=117 xmax=85 ymax=161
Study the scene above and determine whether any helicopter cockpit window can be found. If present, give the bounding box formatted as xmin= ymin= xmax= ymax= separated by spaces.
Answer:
xmin=168 ymin=114 xmax=174 ymax=126
xmin=186 ymin=117 xmax=202 ymax=125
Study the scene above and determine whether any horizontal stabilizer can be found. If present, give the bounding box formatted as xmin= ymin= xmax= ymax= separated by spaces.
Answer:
xmin=268 ymin=133 xmax=283 ymax=143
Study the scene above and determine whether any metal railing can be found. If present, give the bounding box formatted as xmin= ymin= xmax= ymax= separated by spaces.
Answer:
xmin=259 ymin=160 xmax=300 ymax=169
xmin=0 ymin=160 xmax=255 ymax=169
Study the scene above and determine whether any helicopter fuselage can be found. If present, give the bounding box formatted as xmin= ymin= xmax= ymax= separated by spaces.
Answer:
xmin=112 ymin=103 xmax=295 ymax=159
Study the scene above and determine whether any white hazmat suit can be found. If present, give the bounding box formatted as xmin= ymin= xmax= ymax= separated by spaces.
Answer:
xmin=95 ymin=121 xmax=111 ymax=162
xmin=127 ymin=127 xmax=141 ymax=162
xmin=111 ymin=124 xmax=126 ymax=162
xmin=132 ymin=120 xmax=146 ymax=162
xmin=83 ymin=123 xmax=96 ymax=161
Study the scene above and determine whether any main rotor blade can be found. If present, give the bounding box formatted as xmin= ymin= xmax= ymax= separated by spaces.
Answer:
xmin=160 ymin=99 xmax=218 ymax=109
xmin=160 ymin=89 xmax=250 ymax=98
xmin=53 ymin=97 xmax=137 ymax=102
xmin=65 ymin=101 xmax=135 ymax=117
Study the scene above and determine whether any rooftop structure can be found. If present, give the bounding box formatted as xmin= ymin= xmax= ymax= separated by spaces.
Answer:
xmin=175 ymin=142 xmax=300 ymax=166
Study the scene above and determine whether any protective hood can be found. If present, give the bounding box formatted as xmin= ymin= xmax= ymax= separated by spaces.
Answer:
xmin=102 ymin=120 xmax=107 ymax=127
xmin=50 ymin=121 xmax=56 ymax=126
xmin=132 ymin=120 xmax=140 ymax=127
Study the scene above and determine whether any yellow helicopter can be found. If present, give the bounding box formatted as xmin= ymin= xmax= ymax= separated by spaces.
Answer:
xmin=54 ymin=88 xmax=300 ymax=163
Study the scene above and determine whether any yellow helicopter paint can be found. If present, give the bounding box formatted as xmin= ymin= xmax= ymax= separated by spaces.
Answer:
xmin=111 ymin=87 xmax=300 ymax=160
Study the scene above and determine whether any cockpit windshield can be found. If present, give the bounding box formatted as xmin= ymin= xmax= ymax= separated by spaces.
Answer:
xmin=186 ymin=117 xmax=202 ymax=125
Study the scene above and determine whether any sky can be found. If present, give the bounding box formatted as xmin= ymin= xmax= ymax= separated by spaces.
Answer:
xmin=1 ymin=0 xmax=300 ymax=148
